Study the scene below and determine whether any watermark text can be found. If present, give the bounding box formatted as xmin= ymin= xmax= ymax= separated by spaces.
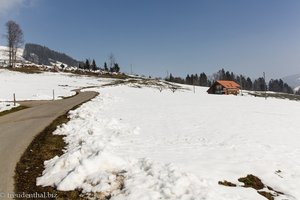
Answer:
xmin=0 ymin=192 xmax=57 ymax=199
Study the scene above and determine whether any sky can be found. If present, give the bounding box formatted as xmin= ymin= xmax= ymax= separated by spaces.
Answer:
xmin=1 ymin=0 xmax=300 ymax=79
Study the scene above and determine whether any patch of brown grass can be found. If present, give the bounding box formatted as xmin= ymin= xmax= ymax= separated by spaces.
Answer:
xmin=238 ymin=174 xmax=264 ymax=190
xmin=7 ymin=66 xmax=43 ymax=74
xmin=218 ymin=180 xmax=237 ymax=187
xmin=258 ymin=191 xmax=275 ymax=200
xmin=219 ymin=174 xmax=285 ymax=200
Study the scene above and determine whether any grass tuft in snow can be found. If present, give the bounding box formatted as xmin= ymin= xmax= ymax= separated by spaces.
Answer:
xmin=238 ymin=174 xmax=264 ymax=190
xmin=220 ymin=174 xmax=285 ymax=200
xmin=257 ymin=191 xmax=275 ymax=200
xmin=218 ymin=180 xmax=237 ymax=187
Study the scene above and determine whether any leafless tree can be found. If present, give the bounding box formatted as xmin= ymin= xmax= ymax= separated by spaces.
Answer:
xmin=108 ymin=53 xmax=116 ymax=69
xmin=6 ymin=20 xmax=24 ymax=67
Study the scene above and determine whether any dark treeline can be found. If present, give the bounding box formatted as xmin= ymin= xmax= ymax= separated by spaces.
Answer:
xmin=78 ymin=59 xmax=97 ymax=71
xmin=24 ymin=43 xmax=121 ymax=73
xmin=78 ymin=60 xmax=120 ymax=73
xmin=166 ymin=68 xmax=294 ymax=94
xmin=268 ymin=79 xmax=293 ymax=94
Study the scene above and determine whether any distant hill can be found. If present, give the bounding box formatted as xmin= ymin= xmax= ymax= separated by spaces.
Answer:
xmin=282 ymin=73 xmax=300 ymax=90
xmin=22 ymin=43 xmax=79 ymax=67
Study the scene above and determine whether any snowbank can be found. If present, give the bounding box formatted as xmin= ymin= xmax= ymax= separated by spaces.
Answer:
xmin=0 ymin=102 xmax=18 ymax=112
xmin=37 ymin=84 xmax=300 ymax=199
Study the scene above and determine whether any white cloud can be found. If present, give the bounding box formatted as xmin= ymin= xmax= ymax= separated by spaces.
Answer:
xmin=0 ymin=0 xmax=36 ymax=16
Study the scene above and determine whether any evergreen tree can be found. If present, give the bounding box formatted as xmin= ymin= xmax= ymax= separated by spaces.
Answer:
xmin=91 ymin=59 xmax=97 ymax=71
xmin=169 ymin=73 xmax=174 ymax=82
xmin=194 ymin=74 xmax=199 ymax=85
xmin=199 ymin=72 xmax=208 ymax=86
xmin=253 ymin=77 xmax=265 ymax=91
xmin=113 ymin=63 xmax=120 ymax=73
xmin=85 ymin=59 xmax=90 ymax=71
xmin=246 ymin=77 xmax=253 ymax=90
xmin=225 ymin=71 xmax=231 ymax=80
xmin=185 ymin=74 xmax=191 ymax=85
xmin=190 ymin=74 xmax=195 ymax=85
xmin=104 ymin=62 xmax=108 ymax=71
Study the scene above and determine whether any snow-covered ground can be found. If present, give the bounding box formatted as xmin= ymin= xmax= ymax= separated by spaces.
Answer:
xmin=0 ymin=102 xmax=19 ymax=112
xmin=0 ymin=69 xmax=110 ymax=101
xmin=0 ymin=46 xmax=24 ymax=65
xmin=37 ymin=83 xmax=300 ymax=200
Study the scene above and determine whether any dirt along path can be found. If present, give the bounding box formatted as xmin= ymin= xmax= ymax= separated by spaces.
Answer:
xmin=0 ymin=91 xmax=98 ymax=197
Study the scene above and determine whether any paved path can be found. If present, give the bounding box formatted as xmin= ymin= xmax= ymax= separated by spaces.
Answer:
xmin=0 ymin=91 xmax=98 ymax=197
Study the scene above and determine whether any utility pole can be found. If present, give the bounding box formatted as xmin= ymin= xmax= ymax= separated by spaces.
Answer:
xmin=263 ymin=72 xmax=267 ymax=100
xmin=130 ymin=64 xmax=133 ymax=75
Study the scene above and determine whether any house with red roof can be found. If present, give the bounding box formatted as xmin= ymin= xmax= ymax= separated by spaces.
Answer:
xmin=207 ymin=80 xmax=240 ymax=95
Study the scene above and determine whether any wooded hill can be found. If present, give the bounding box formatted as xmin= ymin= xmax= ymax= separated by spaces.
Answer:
xmin=22 ymin=43 xmax=79 ymax=67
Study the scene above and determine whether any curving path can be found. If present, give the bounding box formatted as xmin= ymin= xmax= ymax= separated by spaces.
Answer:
xmin=0 ymin=91 xmax=98 ymax=197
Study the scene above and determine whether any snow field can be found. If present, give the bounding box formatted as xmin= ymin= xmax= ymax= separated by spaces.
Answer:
xmin=36 ymin=91 xmax=210 ymax=199
xmin=37 ymin=84 xmax=300 ymax=199
xmin=0 ymin=69 xmax=110 ymax=101
xmin=0 ymin=102 xmax=19 ymax=112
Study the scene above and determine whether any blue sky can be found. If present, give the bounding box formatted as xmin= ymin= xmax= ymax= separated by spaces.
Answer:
xmin=1 ymin=0 xmax=300 ymax=79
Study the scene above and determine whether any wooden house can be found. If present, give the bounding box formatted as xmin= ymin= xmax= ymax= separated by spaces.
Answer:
xmin=207 ymin=80 xmax=240 ymax=95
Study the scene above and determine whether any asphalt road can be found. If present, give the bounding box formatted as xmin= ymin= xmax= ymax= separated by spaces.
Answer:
xmin=0 ymin=91 xmax=98 ymax=198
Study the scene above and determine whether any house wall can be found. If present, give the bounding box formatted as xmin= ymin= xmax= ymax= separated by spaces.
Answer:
xmin=207 ymin=83 xmax=239 ymax=95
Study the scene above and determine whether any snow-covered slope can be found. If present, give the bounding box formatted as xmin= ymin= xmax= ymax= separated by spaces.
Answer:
xmin=0 ymin=45 xmax=75 ymax=68
xmin=282 ymin=73 xmax=300 ymax=90
xmin=0 ymin=46 xmax=25 ymax=65
xmin=0 ymin=69 xmax=110 ymax=101
xmin=37 ymin=82 xmax=300 ymax=200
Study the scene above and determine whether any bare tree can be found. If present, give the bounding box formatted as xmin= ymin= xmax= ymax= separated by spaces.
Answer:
xmin=6 ymin=20 xmax=24 ymax=67
xmin=108 ymin=53 xmax=116 ymax=69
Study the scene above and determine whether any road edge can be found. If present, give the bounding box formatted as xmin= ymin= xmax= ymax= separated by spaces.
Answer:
xmin=14 ymin=91 xmax=99 ymax=199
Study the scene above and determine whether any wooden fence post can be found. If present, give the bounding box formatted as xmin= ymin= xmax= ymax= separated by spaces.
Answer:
xmin=13 ymin=93 xmax=16 ymax=106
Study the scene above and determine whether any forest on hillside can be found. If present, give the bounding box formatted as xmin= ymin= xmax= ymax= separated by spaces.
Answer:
xmin=23 ymin=43 xmax=79 ymax=67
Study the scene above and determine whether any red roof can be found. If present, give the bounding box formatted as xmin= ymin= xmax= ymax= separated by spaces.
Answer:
xmin=216 ymin=80 xmax=240 ymax=89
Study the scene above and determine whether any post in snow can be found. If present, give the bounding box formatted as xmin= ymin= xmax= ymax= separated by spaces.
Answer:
xmin=13 ymin=93 xmax=16 ymax=106
xmin=53 ymin=89 xmax=55 ymax=101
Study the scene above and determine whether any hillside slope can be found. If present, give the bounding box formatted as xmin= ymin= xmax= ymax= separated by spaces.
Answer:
xmin=282 ymin=73 xmax=300 ymax=90
xmin=22 ymin=43 xmax=79 ymax=67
